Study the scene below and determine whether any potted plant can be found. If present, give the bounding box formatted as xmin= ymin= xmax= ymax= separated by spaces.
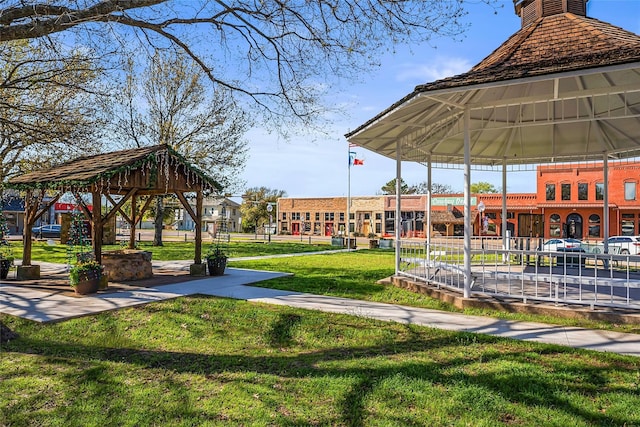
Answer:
xmin=0 ymin=255 xmax=13 ymax=280
xmin=69 ymin=260 xmax=103 ymax=295
xmin=205 ymin=247 xmax=228 ymax=276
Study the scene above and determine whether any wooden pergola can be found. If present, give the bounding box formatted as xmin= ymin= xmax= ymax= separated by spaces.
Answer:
xmin=7 ymin=144 xmax=220 ymax=279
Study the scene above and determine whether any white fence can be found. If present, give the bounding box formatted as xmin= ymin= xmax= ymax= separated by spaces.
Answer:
xmin=399 ymin=237 xmax=640 ymax=310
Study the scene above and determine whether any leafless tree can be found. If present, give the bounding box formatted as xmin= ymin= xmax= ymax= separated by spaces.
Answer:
xmin=0 ymin=0 xmax=496 ymax=133
xmin=111 ymin=50 xmax=250 ymax=245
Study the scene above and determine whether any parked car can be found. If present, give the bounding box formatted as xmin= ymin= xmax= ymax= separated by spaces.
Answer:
xmin=31 ymin=224 xmax=62 ymax=238
xmin=536 ymin=238 xmax=583 ymax=252
xmin=606 ymin=235 xmax=640 ymax=255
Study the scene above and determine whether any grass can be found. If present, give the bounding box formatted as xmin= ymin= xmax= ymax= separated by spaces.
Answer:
xmin=5 ymin=240 xmax=332 ymax=264
xmin=2 ymin=296 xmax=640 ymax=426
xmin=2 ymin=241 xmax=640 ymax=425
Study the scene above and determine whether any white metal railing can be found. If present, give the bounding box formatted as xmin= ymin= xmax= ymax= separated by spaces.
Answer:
xmin=399 ymin=237 xmax=640 ymax=310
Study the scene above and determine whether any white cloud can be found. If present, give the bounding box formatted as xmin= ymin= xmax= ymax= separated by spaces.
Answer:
xmin=395 ymin=56 xmax=473 ymax=84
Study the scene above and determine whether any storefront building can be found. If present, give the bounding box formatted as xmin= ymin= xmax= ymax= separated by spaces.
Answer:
xmin=278 ymin=161 xmax=640 ymax=240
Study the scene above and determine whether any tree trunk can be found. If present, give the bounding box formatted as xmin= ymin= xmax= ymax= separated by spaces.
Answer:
xmin=153 ymin=196 xmax=164 ymax=246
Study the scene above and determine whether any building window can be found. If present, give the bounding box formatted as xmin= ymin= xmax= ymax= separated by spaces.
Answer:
xmin=305 ymin=212 xmax=310 ymax=221
xmin=384 ymin=211 xmax=395 ymax=234
xmin=595 ymin=182 xmax=604 ymax=200
xmin=375 ymin=222 xmax=381 ymax=233
xmin=506 ymin=212 xmax=515 ymax=219
xmin=622 ymin=214 xmax=635 ymax=235
xmin=561 ymin=183 xmax=571 ymax=201
xmin=292 ymin=212 xmax=300 ymax=220
xmin=625 ymin=182 xmax=636 ymax=201
xmin=588 ymin=214 xmax=600 ymax=238
xmin=578 ymin=183 xmax=588 ymax=200
xmin=282 ymin=212 xmax=287 ymax=220
xmin=549 ymin=213 xmax=561 ymax=237
xmin=315 ymin=212 xmax=320 ymax=221
xmin=324 ymin=212 xmax=334 ymax=221
xmin=340 ymin=212 xmax=345 ymax=221
xmin=348 ymin=213 xmax=354 ymax=220
xmin=546 ymin=184 xmax=556 ymax=201
xmin=375 ymin=213 xmax=382 ymax=220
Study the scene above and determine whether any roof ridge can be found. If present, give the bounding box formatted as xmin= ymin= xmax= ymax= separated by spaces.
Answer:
xmin=470 ymin=17 xmax=541 ymax=73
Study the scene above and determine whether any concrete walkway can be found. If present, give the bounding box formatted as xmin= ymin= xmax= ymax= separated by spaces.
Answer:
xmin=1 ymin=261 xmax=638 ymax=357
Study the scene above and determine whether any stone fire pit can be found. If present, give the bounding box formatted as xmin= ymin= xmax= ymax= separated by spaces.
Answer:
xmin=102 ymin=249 xmax=153 ymax=281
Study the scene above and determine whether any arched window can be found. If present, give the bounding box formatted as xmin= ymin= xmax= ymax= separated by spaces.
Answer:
xmin=549 ymin=214 xmax=561 ymax=237
xmin=588 ymin=214 xmax=601 ymax=238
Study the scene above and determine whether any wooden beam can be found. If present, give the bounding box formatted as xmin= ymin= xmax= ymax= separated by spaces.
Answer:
xmin=105 ymin=193 xmax=133 ymax=224
xmin=22 ymin=190 xmax=34 ymax=266
xmin=32 ymin=191 xmax=61 ymax=224
xmin=135 ymin=196 xmax=155 ymax=224
xmin=195 ymin=192 xmax=203 ymax=264
xmin=72 ymin=192 xmax=93 ymax=220
xmin=129 ymin=195 xmax=137 ymax=249
xmin=103 ymin=188 xmax=138 ymax=224
xmin=22 ymin=190 xmax=61 ymax=266
xmin=92 ymin=190 xmax=103 ymax=263
xmin=175 ymin=192 xmax=197 ymax=225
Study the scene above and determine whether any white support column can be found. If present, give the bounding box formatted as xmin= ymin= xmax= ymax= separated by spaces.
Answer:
xmin=502 ymin=159 xmax=508 ymax=262
xmin=603 ymin=154 xmax=609 ymax=252
xmin=395 ymin=140 xmax=402 ymax=273
xmin=426 ymin=156 xmax=432 ymax=251
xmin=463 ymin=106 xmax=472 ymax=298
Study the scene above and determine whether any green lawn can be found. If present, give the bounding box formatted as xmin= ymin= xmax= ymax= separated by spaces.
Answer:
xmin=2 ymin=296 xmax=639 ymax=426
xmin=5 ymin=240 xmax=333 ymax=264
xmin=2 ymin=242 xmax=640 ymax=425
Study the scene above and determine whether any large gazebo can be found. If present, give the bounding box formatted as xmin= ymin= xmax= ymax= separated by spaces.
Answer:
xmin=346 ymin=0 xmax=640 ymax=300
xmin=7 ymin=144 xmax=220 ymax=279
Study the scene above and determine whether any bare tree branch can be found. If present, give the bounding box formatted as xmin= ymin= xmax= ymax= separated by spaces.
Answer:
xmin=0 ymin=0 xmax=497 ymax=131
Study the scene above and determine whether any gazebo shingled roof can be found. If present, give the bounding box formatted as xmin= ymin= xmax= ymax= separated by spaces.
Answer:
xmin=8 ymin=144 xmax=221 ymax=194
xmin=346 ymin=1 xmax=640 ymax=166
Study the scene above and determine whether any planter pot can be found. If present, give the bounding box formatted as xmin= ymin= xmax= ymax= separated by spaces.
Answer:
xmin=207 ymin=257 xmax=227 ymax=276
xmin=0 ymin=259 xmax=12 ymax=280
xmin=369 ymin=239 xmax=379 ymax=249
xmin=72 ymin=269 xmax=101 ymax=295
xmin=74 ymin=277 xmax=100 ymax=295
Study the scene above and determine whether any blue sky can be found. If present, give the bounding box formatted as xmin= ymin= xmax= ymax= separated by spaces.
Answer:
xmin=240 ymin=0 xmax=640 ymax=198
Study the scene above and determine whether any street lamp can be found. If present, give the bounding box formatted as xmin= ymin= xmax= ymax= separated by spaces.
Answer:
xmin=477 ymin=200 xmax=485 ymax=250
xmin=266 ymin=203 xmax=273 ymax=243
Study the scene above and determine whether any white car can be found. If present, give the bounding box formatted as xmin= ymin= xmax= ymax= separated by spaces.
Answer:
xmin=606 ymin=236 xmax=640 ymax=255
xmin=537 ymin=238 xmax=583 ymax=252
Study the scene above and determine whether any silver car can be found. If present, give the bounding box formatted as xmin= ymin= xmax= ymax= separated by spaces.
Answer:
xmin=606 ymin=236 xmax=640 ymax=255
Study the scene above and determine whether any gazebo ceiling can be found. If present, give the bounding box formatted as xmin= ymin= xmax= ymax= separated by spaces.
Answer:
xmin=346 ymin=4 xmax=640 ymax=168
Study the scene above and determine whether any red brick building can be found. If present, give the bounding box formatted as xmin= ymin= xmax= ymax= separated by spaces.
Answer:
xmin=278 ymin=160 xmax=640 ymax=240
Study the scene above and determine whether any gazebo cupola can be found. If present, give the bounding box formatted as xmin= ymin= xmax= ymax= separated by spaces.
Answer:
xmin=514 ymin=0 xmax=588 ymax=27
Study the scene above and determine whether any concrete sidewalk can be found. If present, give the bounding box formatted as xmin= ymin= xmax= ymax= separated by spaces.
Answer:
xmin=1 ymin=262 xmax=638 ymax=357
